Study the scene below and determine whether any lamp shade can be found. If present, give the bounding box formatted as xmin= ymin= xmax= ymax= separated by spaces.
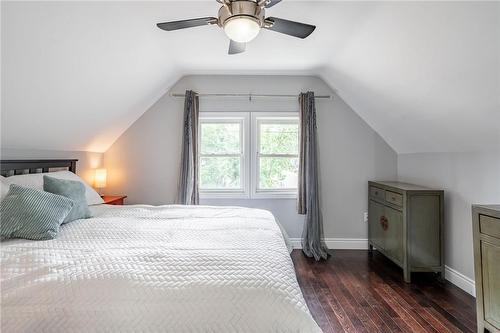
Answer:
xmin=94 ymin=168 xmax=107 ymax=188
xmin=224 ymin=16 xmax=260 ymax=43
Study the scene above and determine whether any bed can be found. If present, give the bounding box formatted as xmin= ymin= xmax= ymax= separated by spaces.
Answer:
xmin=0 ymin=159 xmax=321 ymax=332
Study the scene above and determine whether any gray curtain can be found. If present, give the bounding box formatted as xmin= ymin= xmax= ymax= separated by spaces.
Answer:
xmin=176 ymin=90 xmax=199 ymax=205
xmin=298 ymin=91 xmax=328 ymax=260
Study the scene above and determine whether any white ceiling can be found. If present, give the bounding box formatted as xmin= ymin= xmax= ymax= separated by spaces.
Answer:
xmin=1 ymin=1 xmax=499 ymax=153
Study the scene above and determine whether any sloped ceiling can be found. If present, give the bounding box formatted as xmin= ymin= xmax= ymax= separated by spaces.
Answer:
xmin=1 ymin=1 xmax=499 ymax=153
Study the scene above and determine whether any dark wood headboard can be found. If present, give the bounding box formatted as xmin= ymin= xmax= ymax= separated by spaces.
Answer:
xmin=0 ymin=159 xmax=78 ymax=177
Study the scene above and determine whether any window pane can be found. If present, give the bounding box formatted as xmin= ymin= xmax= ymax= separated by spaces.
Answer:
xmin=201 ymin=123 xmax=240 ymax=154
xmin=259 ymin=157 xmax=298 ymax=189
xmin=200 ymin=156 xmax=241 ymax=189
xmin=259 ymin=123 xmax=299 ymax=155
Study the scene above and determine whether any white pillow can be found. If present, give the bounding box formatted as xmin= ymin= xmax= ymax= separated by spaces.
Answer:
xmin=3 ymin=171 xmax=104 ymax=205
xmin=0 ymin=176 xmax=9 ymax=201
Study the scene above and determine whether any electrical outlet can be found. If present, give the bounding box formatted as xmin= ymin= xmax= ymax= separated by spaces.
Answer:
xmin=363 ymin=212 xmax=368 ymax=223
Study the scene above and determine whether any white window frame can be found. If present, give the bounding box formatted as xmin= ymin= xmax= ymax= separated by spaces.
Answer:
xmin=251 ymin=112 xmax=299 ymax=199
xmin=198 ymin=112 xmax=250 ymax=199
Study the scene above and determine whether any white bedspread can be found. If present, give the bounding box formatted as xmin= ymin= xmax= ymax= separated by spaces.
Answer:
xmin=1 ymin=205 xmax=320 ymax=332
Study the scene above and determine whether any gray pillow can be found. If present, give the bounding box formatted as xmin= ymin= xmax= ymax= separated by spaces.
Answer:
xmin=43 ymin=175 xmax=92 ymax=223
xmin=0 ymin=184 xmax=74 ymax=240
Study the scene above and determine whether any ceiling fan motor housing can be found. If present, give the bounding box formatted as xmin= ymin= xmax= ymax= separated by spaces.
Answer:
xmin=218 ymin=1 xmax=265 ymax=28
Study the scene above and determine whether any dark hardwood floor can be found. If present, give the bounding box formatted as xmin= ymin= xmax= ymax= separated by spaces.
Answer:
xmin=292 ymin=249 xmax=477 ymax=333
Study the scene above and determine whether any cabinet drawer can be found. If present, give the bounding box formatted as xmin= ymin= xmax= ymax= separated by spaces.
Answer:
xmin=480 ymin=215 xmax=500 ymax=239
xmin=386 ymin=191 xmax=403 ymax=207
xmin=370 ymin=186 xmax=385 ymax=200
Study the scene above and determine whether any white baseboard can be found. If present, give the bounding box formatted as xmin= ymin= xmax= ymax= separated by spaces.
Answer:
xmin=289 ymin=238 xmax=368 ymax=250
xmin=289 ymin=238 xmax=475 ymax=296
xmin=444 ymin=265 xmax=476 ymax=296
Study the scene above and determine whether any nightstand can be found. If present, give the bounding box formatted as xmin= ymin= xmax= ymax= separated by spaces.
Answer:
xmin=101 ymin=195 xmax=127 ymax=205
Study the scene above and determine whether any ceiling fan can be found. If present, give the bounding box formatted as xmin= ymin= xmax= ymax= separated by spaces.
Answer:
xmin=157 ymin=0 xmax=316 ymax=55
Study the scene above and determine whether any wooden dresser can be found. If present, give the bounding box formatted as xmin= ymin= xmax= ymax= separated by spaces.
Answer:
xmin=473 ymin=205 xmax=500 ymax=333
xmin=101 ymin=195 xmax=127 ymax=205
xmin=368 ymin=181 xmax=444 ymax=283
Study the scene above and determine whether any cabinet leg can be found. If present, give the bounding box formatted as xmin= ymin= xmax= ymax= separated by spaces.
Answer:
xmin=436 ymin=271 xmax=445 ymax=283
xmin=403 ymin=268 xmax=411 ymax=283
xmin=369 ymin=244 xmax=373 ymax=252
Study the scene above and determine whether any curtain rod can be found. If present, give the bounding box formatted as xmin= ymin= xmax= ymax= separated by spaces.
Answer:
xmin=170 ymin=93 xmax=332 ymax=100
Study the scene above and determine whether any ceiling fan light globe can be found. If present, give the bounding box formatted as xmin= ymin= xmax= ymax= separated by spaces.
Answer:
xmin=224 ymin=16 xmax=260 ymax=43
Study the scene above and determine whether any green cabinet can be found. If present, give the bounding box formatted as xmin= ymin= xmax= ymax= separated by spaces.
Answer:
xmin=368 ymin=181 xmax=444 ymax=283
xmin=473 ymin=205 xmax=500 ymax=333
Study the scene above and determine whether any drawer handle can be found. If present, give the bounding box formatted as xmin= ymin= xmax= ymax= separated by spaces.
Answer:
xmin=380 ymin=216 xmax=389 ymax=231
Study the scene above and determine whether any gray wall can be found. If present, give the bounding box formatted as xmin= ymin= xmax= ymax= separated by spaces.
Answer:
xmin=1 ymin=148 xmax=103 ymax=186
xmin=104 ymin=75 xmax=397 ymax=239
xmin=398 ymin=151 xmax=500 ymax=280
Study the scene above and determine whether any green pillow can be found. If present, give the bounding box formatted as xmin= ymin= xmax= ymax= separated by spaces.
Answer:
xmin=43 ymin=176 xmax=92 ymax=223
xmin=0 ymin=184 xmax=74 ymax=240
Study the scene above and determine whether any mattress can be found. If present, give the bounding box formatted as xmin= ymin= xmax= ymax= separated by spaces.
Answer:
xmin=1 ymin=204 xmax=321 ymax=332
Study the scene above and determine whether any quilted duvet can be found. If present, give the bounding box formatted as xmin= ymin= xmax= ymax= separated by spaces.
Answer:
xmin=1 ymin=204 xmax=321 ymax=332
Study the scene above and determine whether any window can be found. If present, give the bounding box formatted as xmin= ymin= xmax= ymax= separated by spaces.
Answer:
xmin=199 ymin=113 xmax=249 ymax=197
xmin=252 ymin=114 xmax=299 ymax=198
xmin=199 ymin=112 xmax=299 ymax=199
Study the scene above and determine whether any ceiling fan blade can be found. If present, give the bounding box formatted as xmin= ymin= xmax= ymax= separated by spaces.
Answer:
xmin=265 ymin=0 xmax=282 ymax=8
xmin=228 ymin=40 xmax=246 ymax=55
xmin=264 ymin=17 xmax=316 ymax=39
xmin=157 ymin=17 xmax=218 ymax=31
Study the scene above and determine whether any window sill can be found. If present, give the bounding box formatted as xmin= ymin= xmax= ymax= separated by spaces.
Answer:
xmin=251 ymin=191 xmax=297 ymax=199
xmin=200 ymin=191 xmax=297 ymax=200
xmin=200 ymin=191 xmax=249 ymax=199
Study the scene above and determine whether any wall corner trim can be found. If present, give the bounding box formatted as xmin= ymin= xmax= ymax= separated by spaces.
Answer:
xmin=444 ymin=265 xmax=476 ymax=296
